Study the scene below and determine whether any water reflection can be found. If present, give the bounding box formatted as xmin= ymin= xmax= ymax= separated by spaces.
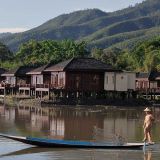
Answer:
xmin=144 ymin=151 xmax=152 ymax=160
xmin=1 ymin=104 xmax=160 ymax=160
xmin=0 ymin=147 xmax=73 ymax=158
xmin=0 ymin=147 xmax=155 ymax=160
xmin=0 ymin=105 xmax=160 ymax=142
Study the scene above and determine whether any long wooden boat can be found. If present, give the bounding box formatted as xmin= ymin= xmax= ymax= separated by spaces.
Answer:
xmin=0 ymin=134 xmax=149 ymax=149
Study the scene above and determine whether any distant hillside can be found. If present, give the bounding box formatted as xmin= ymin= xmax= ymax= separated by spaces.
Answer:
xmin=0 ymin=33 xmax=12 ymax=39
xmin=1 ymin=0 xmax=160 ymax=52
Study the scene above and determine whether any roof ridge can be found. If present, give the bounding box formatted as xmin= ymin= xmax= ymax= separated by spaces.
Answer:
xmin=63 ymin=58 xmax=74 ymax=71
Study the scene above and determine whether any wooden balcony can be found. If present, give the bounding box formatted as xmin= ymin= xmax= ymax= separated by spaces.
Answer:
xmin=0 ymin=83 xmax=65 ymax=91
xmin=0 ymin=83 xmax=16 ymax=88
xmin=18 ymin=84 xmax=31 ymax=87
xmin=136 ymin=87 xmax=160 ymax=93
xmin=36 ymin=84 xmax=49 ymax=88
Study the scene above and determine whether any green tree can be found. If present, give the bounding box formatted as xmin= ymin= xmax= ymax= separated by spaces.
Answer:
xmin=115 ymin=51 xmax=134 ymax=70
xmin=16 ymin=39 xmax=88 ymax=66
xmin=130 ymin=37 xmax=160 ymax=71
xmin=91 ymin=48 xmax=103 ymax=60
xmin=0 ymin=42 xmax=13 ymax=61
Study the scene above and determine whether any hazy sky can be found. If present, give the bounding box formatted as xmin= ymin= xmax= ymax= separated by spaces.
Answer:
xmin=0 ymin=0 xmax=144 ymax=33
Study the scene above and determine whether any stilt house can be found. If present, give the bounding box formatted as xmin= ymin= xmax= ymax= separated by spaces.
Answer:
xmin=44 ymin=58 xmax=115 ymax=91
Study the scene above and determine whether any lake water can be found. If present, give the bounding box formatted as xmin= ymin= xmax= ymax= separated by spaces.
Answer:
xmin=0 ymin=104 xmax=160 ymax=160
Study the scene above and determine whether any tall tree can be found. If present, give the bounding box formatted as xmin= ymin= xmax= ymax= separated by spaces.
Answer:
xmin=0 ymin=42 xmax=13 ymax=61
xmin=16 ymin=40 xmax=88 ymax=66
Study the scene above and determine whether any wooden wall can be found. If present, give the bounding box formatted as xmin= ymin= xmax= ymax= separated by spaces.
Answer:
xmin=17 ymin=76 xmax=31 ymax=86
xmin=65 ymin=72 xmax=104 ymax=91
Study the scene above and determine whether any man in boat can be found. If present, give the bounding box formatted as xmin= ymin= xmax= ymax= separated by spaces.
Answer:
xmin=143 ymin=107 xmax=154 ymax=144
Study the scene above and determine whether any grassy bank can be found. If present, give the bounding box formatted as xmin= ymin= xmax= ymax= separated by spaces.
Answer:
xmin=1 ymin=96 xmax=41 ymax=107
xmin=0 ymin=95 xmax=151 ymax=108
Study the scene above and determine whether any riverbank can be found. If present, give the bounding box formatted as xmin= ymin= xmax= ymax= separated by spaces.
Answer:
xmin=0 ymin=96 xmax=152 ymax=107
xmin=41 ymin=97 xmax=151 ymax=107
xmin=0 ymin=96 xmax=41 ymax=107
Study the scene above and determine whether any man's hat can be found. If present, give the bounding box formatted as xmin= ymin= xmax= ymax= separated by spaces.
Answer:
xmin=144 ymin=107 xmax=151 ymax=112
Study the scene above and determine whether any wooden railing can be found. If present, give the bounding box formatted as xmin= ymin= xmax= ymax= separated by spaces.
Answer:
xmin=36 ymin=84 xmax=49 ymax=88
xmin=0 ymin=83 xmax=15 ymax=87
xmin=0 ymin=83 xmax=65 ymax=89
xmin=136 ymin=87 xmax=160 ymax=93
xmin=18 ymin=84 xmax=31 ymax=88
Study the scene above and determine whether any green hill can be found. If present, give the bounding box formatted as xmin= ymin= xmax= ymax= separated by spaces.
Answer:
xmin=1 ymin=0 xmax=160 ymax=52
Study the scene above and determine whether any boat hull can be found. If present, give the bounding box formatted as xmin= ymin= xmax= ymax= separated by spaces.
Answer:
xmin=0 ymin=134 xmax=146 ymax=149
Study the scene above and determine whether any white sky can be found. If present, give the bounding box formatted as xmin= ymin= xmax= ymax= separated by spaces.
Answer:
xmin=0 ymin=0 xmax=144 ymax=33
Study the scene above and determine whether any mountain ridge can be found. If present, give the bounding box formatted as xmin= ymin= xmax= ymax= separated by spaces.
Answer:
xmin=1 ymin=0 xmax=160 ymax=52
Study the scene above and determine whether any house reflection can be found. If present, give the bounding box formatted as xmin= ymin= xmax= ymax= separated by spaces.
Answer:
xmin=4 ymin=108 xmax=15 ymax=122
xmin=14 ymin=106 xmax=104 ymax=140
xmin=49 ymin=118 xmax=64 ymax=139
xmin=0 ymin=105 xmax=159 ymax=142
xmin=64 ymin=113 xmax=103 ymax=140
xmin=0 ymin=105 xmax=5 ymax=115
xmin=30 ymin=111 xmax=49 ymax=132
xmin=104 ymin=118 xmax=136 ymax=141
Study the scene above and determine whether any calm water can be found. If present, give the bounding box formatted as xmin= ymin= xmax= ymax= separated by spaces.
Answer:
xmin=0 ymin=104 xmax=160 ymax=160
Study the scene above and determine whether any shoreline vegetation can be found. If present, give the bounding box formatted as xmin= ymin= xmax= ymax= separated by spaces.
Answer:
xmin=0 ymin=95 xmax=152 ymax=108
xmin=1 ymin=37 xmax=160 ymax=73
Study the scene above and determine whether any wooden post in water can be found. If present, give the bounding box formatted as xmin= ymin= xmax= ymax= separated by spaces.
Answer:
xmin=48 ymin=90 xmax=50 ymax=100
xmin=4 ymin=87 xmax=6 ymax=104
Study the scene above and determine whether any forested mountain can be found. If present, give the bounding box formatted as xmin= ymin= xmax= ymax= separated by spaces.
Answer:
xmin=1 ymin=0 xmax=160 ymax=52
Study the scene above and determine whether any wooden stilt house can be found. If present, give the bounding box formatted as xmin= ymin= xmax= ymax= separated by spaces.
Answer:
xmin=1 ymin=66 xmax=34 ymax=87
xmin=26 ymin=64 xmax=51 ymax=88
xmin=0 ymin=66 xmax=34 ymax=95
xmin=44 ymin=58 xmax=114 ymax=92
xmin=26 ymin=64 xmax=52 ymax=98
xmin=136 ymin=72 xmax=150 ymax=92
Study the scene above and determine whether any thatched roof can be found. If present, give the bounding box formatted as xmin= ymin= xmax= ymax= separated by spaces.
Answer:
xmin=26 ymin=62 xmax=54 ymax=75
xmin=136 ymin=72 xmax=149 ymax=79
xmin=45 ymin=58 xmax=115 ymax=72
xmin=2 ymin=66 xmax=34 ymax=76
xmin=149 ymin=71 xmax=160 ymax=80
xmin=0 ymin=68 xmax=7 ymax=75
xmin=27 ymin=64 xmax=48 ymax=75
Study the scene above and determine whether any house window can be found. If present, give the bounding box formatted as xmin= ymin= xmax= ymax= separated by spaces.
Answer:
xmin=32 ymin=75 xmax=43 ymax=85
xmin=59 ymin=72 xmax=65 ymax=86
xmin=32 ymin=76 xmax=36 ymax=85
xmin=6 ymin=76 xmax=16 ymax=85
xmin=51 ymin=73 xmax=58 ymax=86
xmin=36 ymin=75 xmax=43 ymax=84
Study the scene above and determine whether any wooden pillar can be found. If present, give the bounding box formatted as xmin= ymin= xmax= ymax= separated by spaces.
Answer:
xmin=30 ymin=89 xmax=32 ymax=96
xmin=11 ymin=88 xmax=13 ymax=96
xmin=60 ymin=90 xmax=63 ymax=97
xmin=76 ymin=92 xmax=79 ymax=98
xmin=154 ymin=89 xmax=156 ymax=100
xmin=4 ymin=88 xmax=6 ymax=104
xmin=41 ymin=91 xmax=42 ymax=99
xmin=35 ymin=90 xmax=37 ymax=99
